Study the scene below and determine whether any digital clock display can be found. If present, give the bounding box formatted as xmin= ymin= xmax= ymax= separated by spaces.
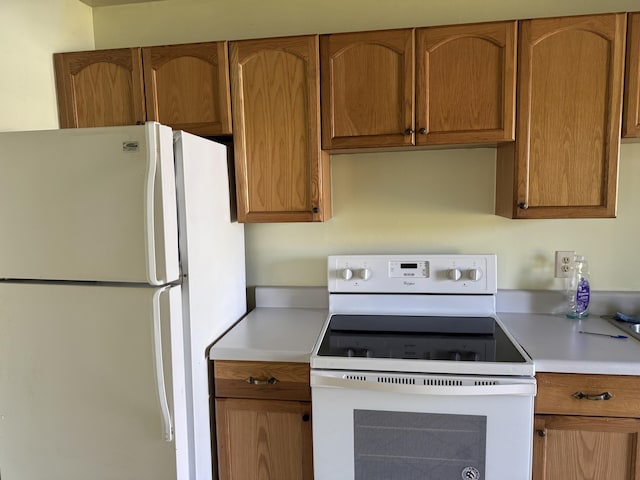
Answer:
xmin=389 ymin=261 xmax=429 ymax=278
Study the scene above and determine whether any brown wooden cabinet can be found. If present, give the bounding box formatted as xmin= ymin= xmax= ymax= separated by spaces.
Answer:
xmin=54 ymin=48 xmax=146 ymax=128
xmin=320 ymin=28 xmax=415 ymax=150
xmin=533 ymin=373 xmax=640 ymax=480
xmin=213 ymin=360 xmax=313 ymax=480
xmin=496 ymin=14 xmax=627 ymax=219
xmin=623 ymin=12 xmax=640 ymax=139
xmin=415 ymin=21 xmax=517 ymax=146
xmin=141 ymin=42 xmax=232 ymax=136
xmin=320 ymin=21 xmax=516 ymax=150
xmin=230 ymin=35 xmax=330 ymax=222
xmin=54 ymin=42 xmax=232 ymax=136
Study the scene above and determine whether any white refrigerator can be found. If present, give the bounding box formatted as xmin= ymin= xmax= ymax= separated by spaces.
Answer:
xmin=0 ymin=122 xmax=246 ymax=480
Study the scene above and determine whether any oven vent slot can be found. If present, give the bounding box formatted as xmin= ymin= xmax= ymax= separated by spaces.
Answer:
xmin=376 ymin=376 xmax=416 ymax=385
xmin=344 ymin=374 xmax=367 ymax=381
xmin=423 ymin=379 xmax=463 ymax=386
xmin=475 ymin=380 xmax=499 ymax=386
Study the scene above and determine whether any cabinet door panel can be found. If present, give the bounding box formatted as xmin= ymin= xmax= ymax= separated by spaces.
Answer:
xmin=231 ymin=36 xmax=330 ymax=222
xmin=623 ymin=12 xmax=640 ymax=138
xmin=533 ymin=415 xmax=640 ymax=480
xmin=142 ymin=42 xmax=232 ymax=136
xmin=528 ymin=28 xmax=608 ymax=207
xmin=416 ymin=21 xmax=516 ymax=145
xmin=54 ymin=48 xmax=145 ymax=128
xmin=496 ymin=14 xmax=626 ymax=219
xmin=320 ymin=29 xmax=415 ymax=149
xmin=216 ymin=398 xmax=313 ymax=480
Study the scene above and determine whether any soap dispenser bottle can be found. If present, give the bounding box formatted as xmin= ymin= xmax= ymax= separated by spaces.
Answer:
xmin=566 ymin=255 xmax=590 ymax=318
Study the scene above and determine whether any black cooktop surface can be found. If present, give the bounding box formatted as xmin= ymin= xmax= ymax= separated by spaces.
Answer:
xmin=317 ymin=314 xmax=528 ymax=363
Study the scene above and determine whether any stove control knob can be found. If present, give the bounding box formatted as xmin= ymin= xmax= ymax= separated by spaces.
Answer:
xmin=467 ymin=268 xmax=483 ymax=281
xmin=358 ymin=268 xmax=372 ymax=281
xmin=341 ymin=268 xmax=354 ymax=280
xmin=448 ymin=268 xmax=462 ymax=281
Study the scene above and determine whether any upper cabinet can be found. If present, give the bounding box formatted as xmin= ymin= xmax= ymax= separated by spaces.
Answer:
xmin=141 ymin=43 xmax=231 ymax=136
xmin=230 ymin=35 xmax=331 ymax=223
xmin=54 ymin=48 xmax=146 ymax=128
xmin=54 ymin=42 xmax=232 ymax=136
xmin=416 ymin=21 xmax=517 ymax=146
xmin=623 ymin=12 xmax=640 ymax=139
xmin=320 ymin=21 xmax=517 ymax=150
xmin=496 ymin=14 xmax=626 ymax=219
xmin=320 ymin=29 xmax=415 ymax=149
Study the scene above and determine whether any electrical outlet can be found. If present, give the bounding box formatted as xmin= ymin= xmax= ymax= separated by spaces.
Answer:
xmin=555 ymin=250 xmax=575 ymax=278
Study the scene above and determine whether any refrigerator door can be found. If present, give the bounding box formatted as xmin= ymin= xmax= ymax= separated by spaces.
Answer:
xmin=174 ymin=131 xmax=246 ymax=480
xmin=0 ymin=282 xmax=188 ymax=480
xmin=0 ymin=122 xmax=179 ymax=285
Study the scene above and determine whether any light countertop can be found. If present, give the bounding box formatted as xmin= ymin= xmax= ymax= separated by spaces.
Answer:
xmin=209 ymin=307 xmax=328 ymax=363
xmin=209 ymin=287 xmax=640 ymax=375
xmin=499 ymin=313 xmax=640 ymax=375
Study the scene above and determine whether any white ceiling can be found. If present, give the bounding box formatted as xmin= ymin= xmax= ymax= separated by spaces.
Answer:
xmin=78 ymin=0 xmax=164 ymax=6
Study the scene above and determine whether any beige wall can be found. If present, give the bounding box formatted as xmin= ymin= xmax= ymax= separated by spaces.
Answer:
xmin=96 ymin=1 xmax=640 ymax=291
xmin=0 ymin=0 xmax=94 ymax=131
xmin=92 ymin=0 xmax=639 ymax=46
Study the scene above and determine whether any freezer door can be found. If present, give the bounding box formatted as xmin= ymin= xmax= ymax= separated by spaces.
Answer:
xmin=0 ymin=122 xmax=179 ymax=285
xmin=0 ymin=282 xmax=188 ymax=480
xmin=174 ymin=131 xmax=246 ymax=480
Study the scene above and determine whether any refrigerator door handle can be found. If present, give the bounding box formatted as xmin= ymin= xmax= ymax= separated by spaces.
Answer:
xmin=152 ymin=288 xmax=173 ymax=442
xmin=144 ymin=123 xmax=180 ymax=286
xmin=145 ymin=126 xmax=161 ymax=286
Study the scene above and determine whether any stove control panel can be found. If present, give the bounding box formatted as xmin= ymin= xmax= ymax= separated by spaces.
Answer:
xmin=328 ymin=254 xmax=497 ymax=294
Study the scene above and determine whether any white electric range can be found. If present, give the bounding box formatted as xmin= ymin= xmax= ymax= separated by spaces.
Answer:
xmin=310 ymin=254 xmax=535 ymax=480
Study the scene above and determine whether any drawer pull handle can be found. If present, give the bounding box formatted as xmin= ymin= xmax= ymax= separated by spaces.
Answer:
xmin=245 ymin=376 xmax=278 ymax=385
xmin=573 ymin=391 xmax=612 ymax=401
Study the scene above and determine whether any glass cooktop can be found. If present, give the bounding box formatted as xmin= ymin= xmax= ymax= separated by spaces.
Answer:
xmin=316 ymin=314 xmax=528 ymax=364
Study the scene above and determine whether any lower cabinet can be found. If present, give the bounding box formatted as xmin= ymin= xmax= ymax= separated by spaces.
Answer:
xmin=533 ymin=373 xmax=640 ymax=480
xmin=213 ymin=360 xmax=313 ymax=480
xmin=533 ymin=415 xmax=640 ymax=479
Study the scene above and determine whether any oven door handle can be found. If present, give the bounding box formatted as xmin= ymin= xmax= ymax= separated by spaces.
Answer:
xmin=311 ymin=374 xmax=536 ymax=396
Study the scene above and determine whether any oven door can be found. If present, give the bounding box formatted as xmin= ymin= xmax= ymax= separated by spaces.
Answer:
xmin=311 ymin=370 xmax=536 ymax=480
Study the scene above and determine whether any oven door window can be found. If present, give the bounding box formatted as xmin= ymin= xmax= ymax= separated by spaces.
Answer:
xmin=354 ymin=410 xmax=485 ymax=480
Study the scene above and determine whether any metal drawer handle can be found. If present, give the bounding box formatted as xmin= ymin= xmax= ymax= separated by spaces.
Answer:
xmin=245 ymin=376 xmax=278 ymax=385
xmin=573 ymin=391 xmax=612 ymax=401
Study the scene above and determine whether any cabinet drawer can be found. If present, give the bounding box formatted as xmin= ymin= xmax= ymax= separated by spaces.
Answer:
xmin=214 ymin=360 xmax=310 ymax=401
xmin=535 ymin=373 xmax=640 ymax=418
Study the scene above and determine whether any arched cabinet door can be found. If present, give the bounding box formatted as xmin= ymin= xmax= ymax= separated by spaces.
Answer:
xmin=496 ymin=13 xmax=626 ymax=219
xmin=230 ymin=35 xmax=330 ymax=223
xmin=320 ymin=29 xmax=415 ymax=149
xmin=54 ymin=48 xmax=146 ymax=128
xmin=142 ymin=42 xmax=232 ymax=136
xmin=416 ymin=21 xmax=517 ymax=146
